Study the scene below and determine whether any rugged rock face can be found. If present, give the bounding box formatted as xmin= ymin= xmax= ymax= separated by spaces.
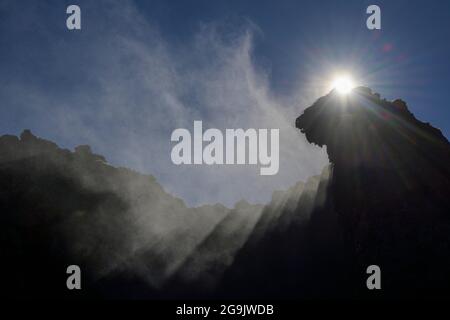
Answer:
xmin=221 ymin=88 xmax=450 ymax=299
xmin=1 ymin=87 xmax=449 ymax=299
xmin=296 ymin=87 xmax=450 ymax=296
xmin=210 ymin=87 xmax=450 ymax=299
xmin=0 ymin=130 xmax=236 ymax=298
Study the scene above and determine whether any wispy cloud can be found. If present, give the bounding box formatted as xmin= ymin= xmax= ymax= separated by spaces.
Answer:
xmin=0 ymin=0 xmax=328 ymax=206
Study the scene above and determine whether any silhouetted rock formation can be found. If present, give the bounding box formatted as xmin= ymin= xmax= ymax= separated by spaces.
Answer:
xmin=296 ymin=87 xmax=450 ymax=297
xmin=220 ymin=87 xmax=450 ymax=298
xmin=1 ymin=87 xmax=449 ymax=299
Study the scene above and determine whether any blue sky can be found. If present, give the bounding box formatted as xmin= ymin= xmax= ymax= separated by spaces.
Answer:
xmin=134 ymin=0 xmax=450 ymax=129
xmin=0 ymin=0 xmax=449 ymax=205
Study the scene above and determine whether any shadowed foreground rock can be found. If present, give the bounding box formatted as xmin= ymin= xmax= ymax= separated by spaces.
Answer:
xmin=0 ymin=130 xmax=234 ymax=298
xmin=220 ymin=87 xmax=450 ymax=298
xmin=296 ymin=87 xmax=450 ymax=296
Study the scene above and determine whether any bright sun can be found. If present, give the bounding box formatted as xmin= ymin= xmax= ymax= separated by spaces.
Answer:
xmin=332 ymin=75 xmax=355 ymax=94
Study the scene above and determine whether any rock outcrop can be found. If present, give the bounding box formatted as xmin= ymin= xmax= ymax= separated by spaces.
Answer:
xmin=221 ymin=87 xmax=450 ymax=298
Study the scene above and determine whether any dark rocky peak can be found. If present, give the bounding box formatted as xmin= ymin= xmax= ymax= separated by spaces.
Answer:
xmin=0 ymin=130 xmax=107 ymax=164
xmin=295 ymin=87 xmax=450 ymax=169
